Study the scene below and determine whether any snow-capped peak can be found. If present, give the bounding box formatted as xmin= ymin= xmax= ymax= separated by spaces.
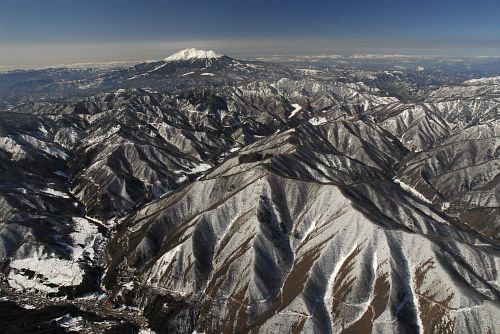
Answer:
xmin=164 ymin=48 xmax=223 ymax=62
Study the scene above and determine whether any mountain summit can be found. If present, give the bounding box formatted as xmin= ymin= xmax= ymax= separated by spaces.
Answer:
xmin=88 ymin=48 xmax=266 ymax=85
xmin=164 ymin=48 xmax=223 ymax=61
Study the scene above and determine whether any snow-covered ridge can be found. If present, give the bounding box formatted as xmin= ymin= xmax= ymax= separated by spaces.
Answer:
xmin=164 ymin=48 xmax=223 ymax=61
xmin=463 ymin=76 xmax=500 ymax=85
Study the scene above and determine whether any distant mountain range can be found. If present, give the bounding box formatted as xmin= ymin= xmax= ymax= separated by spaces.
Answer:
xmin=0 ymin=49 xmax=499 ymax=333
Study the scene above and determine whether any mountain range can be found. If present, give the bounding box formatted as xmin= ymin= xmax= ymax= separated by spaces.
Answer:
xmin=0 ymin=48 xmax=498 ymax=333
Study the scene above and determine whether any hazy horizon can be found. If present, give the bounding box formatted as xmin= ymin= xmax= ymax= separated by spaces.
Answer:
xmin=1 ymin=0 xmax=499 ymax=68
xmin=2 ymin=39 xmax=500 ymax=70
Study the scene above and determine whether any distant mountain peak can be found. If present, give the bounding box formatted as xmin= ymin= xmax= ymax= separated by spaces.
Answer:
xmin=164 ymin=48 xmax=223 ymax=61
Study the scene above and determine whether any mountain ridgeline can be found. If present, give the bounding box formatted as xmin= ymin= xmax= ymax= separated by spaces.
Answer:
xmin=0 ymin=49 xmax=498 ymax=333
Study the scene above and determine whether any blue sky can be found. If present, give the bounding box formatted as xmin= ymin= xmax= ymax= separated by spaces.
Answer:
xmin=1 ymin=0 xmax=499 ymax=66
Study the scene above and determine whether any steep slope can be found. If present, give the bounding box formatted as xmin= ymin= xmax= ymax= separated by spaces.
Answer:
xmin=0 ymin=112 xmax=105 ymax=296
xmin=103 ymin=121 xmax=499 ymax=333
xmin=396 ymin=120 xmax=499 ymax=240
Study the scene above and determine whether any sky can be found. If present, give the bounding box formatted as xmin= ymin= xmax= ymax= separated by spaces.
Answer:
xmin=1 ymin=0 xmax=499 ymax=67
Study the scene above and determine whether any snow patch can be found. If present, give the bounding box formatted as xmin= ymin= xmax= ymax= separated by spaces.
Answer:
xmin=38 ymin=125 xmax=48 ymax=135
xmin=410 ymin=266 xmax=425 ymax=333
xmin=41 ymin=187 xmax=70 ymax=198
xmin=188 ymin=163 xmax=212 ymax=174
xmin=324 ymin=243 xmax=359 ymax=326
xmin=441 ymin=202 xmax=451 ymax=211
xmin=8 ymin=248 xmax=86 ymax=293
xmin=301 ymin=220 xmax=317 ymax=242
xmin=176 ymin=175 xmax=188 ymax=183
xmin=297 ymin=68 xmax=323 ymax=74
xmin=309 ymin=117 xmax=327 ymax=125
xmin=70 ymin=217 xmax=102 ymax=261
xmin=0 ymin=136 xmax=26 ymax=160
xmin=394 ymin=178 xmax=432 ymax=204
xmin=20 ymin=304 xmax=37 ymax=310
xmin=55 ymin=314 xmax=85 ymax=332
xmin=289 ymin=104 xmax=302 ymax=118
xmin=7 ymin=217 xmax=104 ymax=294
xmin=18 ymin=134 xmax=68 ymax=160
